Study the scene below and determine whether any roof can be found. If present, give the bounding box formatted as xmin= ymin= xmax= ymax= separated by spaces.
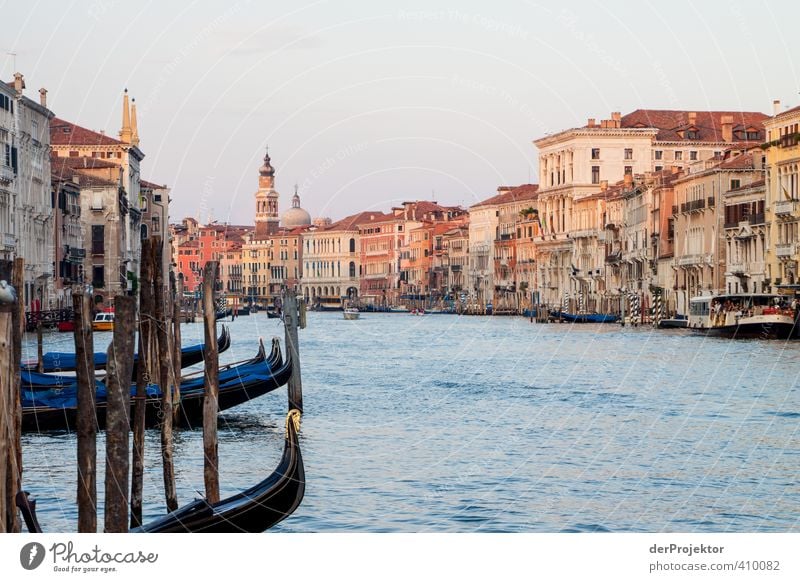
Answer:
xmin=140 ymin=179 xmax=167 ymax=190
xmin=74 ymin=173 xmax=119 ymax=188
xmin=324 ymin=211 xmax=389 ymax=231
xmin=50 ymin=117 xmax=124 ymax=147
xmin=179 ymin=240 xmax=200 ymax=248
xmin=471 ymin=184 xmax=539 ymax=208
xmin=718 ymin=152 xmax=755 ymax=170
xmin=773 ymin=104 xmax=800 ymax=121
xmin=620 ymin=109 xmax=768 ymax=142
xmin=50 ymin=155 xmax=119 ymax=173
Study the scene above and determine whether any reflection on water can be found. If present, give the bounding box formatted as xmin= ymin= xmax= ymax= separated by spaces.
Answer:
xmin=20 ymin=312 xmax=800 ymax=532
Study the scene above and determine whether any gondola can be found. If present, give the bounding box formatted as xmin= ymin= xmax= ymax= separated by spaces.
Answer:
xmin=21 ymin=325 xmax=231 ymax=374
xmin=21 ymin=338 xmax=291 ymax=432
xmin=132 ymin=408 xmax=304 ymax=533
xmin=215 ymin=308 xmax=232 ymax=320
xmin=266 ymin=310 xmax=281 ymax=319
xmin=549 ymin=310 xmax=619 ymax=323
xmin=15 ymin=408 xmax=305 ymax=534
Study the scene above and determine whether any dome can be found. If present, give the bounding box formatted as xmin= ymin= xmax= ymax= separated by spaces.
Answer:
xmin=281 ymin=189 xmax=311 ymax=227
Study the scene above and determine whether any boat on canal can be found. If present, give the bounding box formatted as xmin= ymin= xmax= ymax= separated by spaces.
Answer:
xmin=549 ymin=310 xmax=620 ymax=324
xmin=21 ymin=338 xmax=291 ymax=431
xmin=132 ymin=408 xmax=305 ymax=533
xmin=343 ymin=307 xmax=360 ymax=320
xmin=658 ymin=314 xmax=688 ymax=329
xmin=91 ymin=310 xmax=115 ymax=332
xmin=688 ymin=293 xmax=799 ymax=339
xmin=22 ymin=325 xmax=231 ymax=374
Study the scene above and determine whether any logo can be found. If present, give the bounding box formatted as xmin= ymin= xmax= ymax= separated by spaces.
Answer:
xmin=20 ymin=542 xmax=46 ymax=570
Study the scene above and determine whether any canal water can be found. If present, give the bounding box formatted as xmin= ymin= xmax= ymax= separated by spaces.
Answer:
xmin=20 ymin=312 xmax=800 ymax=532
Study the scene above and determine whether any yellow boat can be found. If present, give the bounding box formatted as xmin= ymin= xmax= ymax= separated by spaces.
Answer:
xmin=92 ymin=311 xmax=115 ymax=332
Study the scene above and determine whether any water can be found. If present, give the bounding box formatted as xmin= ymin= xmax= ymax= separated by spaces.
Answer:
xmin=20 ymin=313 xmax=800 ymax=532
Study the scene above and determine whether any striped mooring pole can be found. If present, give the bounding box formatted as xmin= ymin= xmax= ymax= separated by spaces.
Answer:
xmin=578 ymin=290 xmax=585 ymax=313
xmin=653 ymin=290 xmax=663 ymax=328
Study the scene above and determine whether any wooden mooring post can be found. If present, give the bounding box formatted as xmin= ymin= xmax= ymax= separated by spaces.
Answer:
xmin=283 ymin=289 xmax=303 ymax=413
xmin=171 ymin=271 xmax=182 ymax=422
xmin=154 ymin=238 xmax=178 ymax=513
xmin=104 ymin=295 xmax=135 ymax=532
xmin=130 ymin=239 xmax=154 ymax=528
xmin=73 ymin=288 xmax=97 ymax=532
xmin=202 ymin=261 xmax=220 ymax=504
xmin=36 ymin=322 xmax=43 ymax=373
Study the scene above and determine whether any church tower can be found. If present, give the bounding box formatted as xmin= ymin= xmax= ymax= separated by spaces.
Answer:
xmin=254 ymin=147 xmax=279 ymax=237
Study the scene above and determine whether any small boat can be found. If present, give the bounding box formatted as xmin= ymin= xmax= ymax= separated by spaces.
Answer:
xmin=132 ymin=408 xmax=304 ymax=533
xmin=57 ymin=321 xmax=75 ymax=333
xmin=409 ymin=308 xmax=425 ymax=316
xmin=21 ymin=339 xmax=291 ymax=431
xmin=688 ymin=294 xmax=799 ymax=339
xmin=237 ymin=306 xmax=251 ymax=316
xmin=22 ymin=325 xmax=231 ymax=374
xmin=215 ymin=308 xmax=232 ymax=320
xmin=266 ymin=310 xmax=281 ymax=319
xmin=92 ymin=311 xmax=115 ymax=332
xmin=343 ymin=307 xmax=360 ymax=320
xmin=658 ymin=315 xmax=688 ymax=329
xmin=388 ymin=306 xmax=409 ymax=313
xmin=550 ymin=310 xmax=620 ymax=324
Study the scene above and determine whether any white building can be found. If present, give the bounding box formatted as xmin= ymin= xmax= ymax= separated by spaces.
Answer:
xmin=1 ymin=73 xmax=54 ymax=310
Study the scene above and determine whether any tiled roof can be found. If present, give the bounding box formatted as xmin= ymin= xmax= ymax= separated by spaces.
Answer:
xmin=50 ymin=117 xmax=124 ymax=146
xmin=74 ymin=172 xmax=119 ymax=188
xmin=471 ymin=184 xmax=539 ymax=208
xmin=140 ymin=179 xmax=167 ymax=189
xmin=773 ymin=104 xmax=800 ymax=120
xmin=50 ymin=155 xmax=119 ymax=174
xmin=620 ymin=109 xmax=768 ymax=142
xmin=718 ymin=152 xmax=755 ymax=170
xmin=325 ymin=211 xmax=389 ymax=231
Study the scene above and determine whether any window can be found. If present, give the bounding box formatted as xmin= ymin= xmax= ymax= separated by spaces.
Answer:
xmin=624 ymin=148 xmax=633 ymax=160
xmin=674 ymin=151 xmax=683 ymax=160
xmin=591 ymin=148 xmax=600 ymax=160
xmin=655 ymin=166 xmax=663 ymax=172
xmin=746 ymin=130 xmax=759 ymax=140
xmin=141 ymin=224 xmax=148 ymax=240
xmin=654 ymin=150 xmax=663 ymax=160
xmin=730 ymin=179 xmax=741 ymax=190
xmin=92 ymin=265 xmax=105 ymax=288
xmin=69 ymin=150 xmax=79 ymax=157
xmin=91 ymin=225 xmax=104 ymax=254
xmin=591 ymin=166 xmax=600 ymax=184
xmin=689 ymin=151 xmax=698 ymax=161
xmin=624 ymin=166 xmax=632 ymax=175
xmin=349 ymin=238 xmax=356 ymax=253
xmin=31 ymin=120 xmax=38 ymax=139
xmin=686 ymin=130 xmax=699 ymax=139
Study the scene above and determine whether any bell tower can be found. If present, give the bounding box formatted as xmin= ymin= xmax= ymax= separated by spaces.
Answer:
xmin=254 ymin=146 xmax=279 ymax=237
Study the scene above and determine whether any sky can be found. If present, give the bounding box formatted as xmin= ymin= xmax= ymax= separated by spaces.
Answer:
xmin=2 ymin=0 xmax=798 ymax=225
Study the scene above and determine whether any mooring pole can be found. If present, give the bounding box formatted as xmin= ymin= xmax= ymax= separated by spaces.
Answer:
xmin=171 ymin=271 xmax=182 ymax=422
xmin=154 ymin=238 xmax=178 ymax=512
xmin=130 ymin=239 xmax=154 ymax=528
xmin=36 ymin=322 xmax=43 ymax=373
xmin=202 ymin=261 xmax=220 ymax=504
xmin=283 ymin=289 xmax=303 ymax=413
xmin=0 ymin=260 xmax=14 ymax=533
xmin=104 ymin=295 xmax=135 ymax=532
xmin=6 ymin=258 xmax=24 ymax=533
xmin=73 ymin=289 xmax=96 ymax=532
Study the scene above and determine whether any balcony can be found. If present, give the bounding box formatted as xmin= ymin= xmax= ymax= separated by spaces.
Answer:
xmin=0 ymin=164 xmax=14 ymax=184
xmin=749 ymin=212 xmax=765 ymax=225
xmin=680 ymin=198 xmax=706 ymax=213
xmin=776 ymin=243 xmax=796 ymax=258
xmin=605 ymin=251 xmax=621 ymax=264
xmin=678 ymin=254 xmax=705 ymax=266
xmin=570 ymin=228 xmax=596 ymax=239
xmin=727 ymin=262 xmax=745 ymax=275
xmin=450 ymin=264 xmax=462 ymax=272
xmin=774 ymin=200 xmax=797 ymax=216
xmin=2 ymin=233 xmax=14 ymax=251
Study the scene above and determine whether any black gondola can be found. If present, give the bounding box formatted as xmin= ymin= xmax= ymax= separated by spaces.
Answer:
xmin=21 ymin=325 xmax=231 ymax=375
xmin=21 ymin=339 xmax=291 ymax=432
xmin=133 ymin=408 xmax=304 ymax=533
xmin=215 ymin=308 xmax=232 ymax=320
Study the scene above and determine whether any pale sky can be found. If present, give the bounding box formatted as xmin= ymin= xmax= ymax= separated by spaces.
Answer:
xmin=2 ymin=0 xmax=798 ymax=224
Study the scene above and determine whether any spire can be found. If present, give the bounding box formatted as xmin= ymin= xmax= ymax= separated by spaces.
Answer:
xmin=292 ymin=183 xmax=300 ymax=208
xmin=119 ymin=88 xmax=132 ymax=143
xmin=259 ymin=145 xmax=275 ymax=177
xmin=130 ymin=97 xmax=139 ymax=147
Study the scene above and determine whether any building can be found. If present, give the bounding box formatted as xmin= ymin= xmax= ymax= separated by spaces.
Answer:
xmin=140 ymin=180 xmax=171 ymax=281
xmin=763 ymin=101 xmax=800 ymax=295
xmin=532 ymin=108 xmax=769 ymax=307
xmin=301 ymin=211 xmax=385 ymax=308
xmin=50 ymin=90 xmax=147 ymax=299
xmin=358 ymin=212 xmax=403 ymax=307
xmin=50 ymin=159 xmax=84 ymax=307
xmin=1 ymin=73 xmax=54 ymax=310
xmin=439 ymin=223 xmax=470 ymax=308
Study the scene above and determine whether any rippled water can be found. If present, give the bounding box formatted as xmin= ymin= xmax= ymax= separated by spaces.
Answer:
xmin=20 ymin=312 xmax=800 ymax=532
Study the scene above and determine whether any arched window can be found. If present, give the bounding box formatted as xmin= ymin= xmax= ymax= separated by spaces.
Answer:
xmin=349 ymin=238 xmax=356 ymax=253
xmin=140 ymin=224 xmax=148 ymax=240
xmin=349 ymin=261 xmax=356 ymax=278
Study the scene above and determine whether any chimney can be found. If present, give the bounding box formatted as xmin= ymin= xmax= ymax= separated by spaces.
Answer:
xmin=13 ymin=72 xmax=24 ymax=95
xmin=671 ymin=165 xmax=681 ymax=174
xmin=39 ymin=88 xmax=47 ymax=108
xmin=587 ymin=118 xmax=596 ymax=128
xmin=773 ymin=99 xmax=781 ymax=115
xmin=600 ymin=180 xmax=608 ymax=191
xmin=688 ymin=112 xmax=697 ymax=126
xmin=623 ymin=173 xmax=633 ymax=188
xmin=721 ymin=115 xmax=734 ymax=143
